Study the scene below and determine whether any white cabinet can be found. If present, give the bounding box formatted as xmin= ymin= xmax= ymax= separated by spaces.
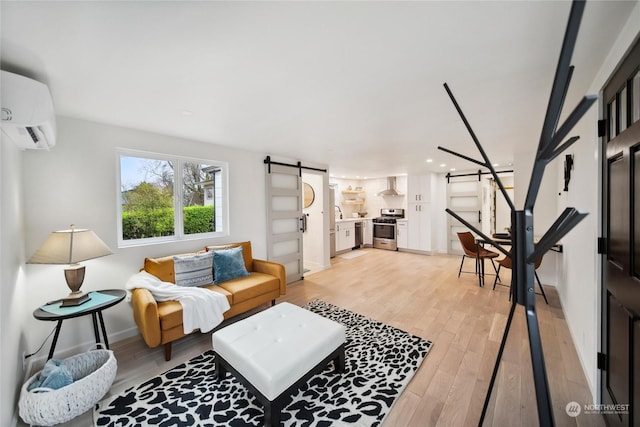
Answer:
xmin=407 ymin=174 xmax=432 ymax=252
xmin=336 ymin=222 xmax=355 ymax=252
xmin=363 ymin=219 xmax=373 ymax=246
xmin=407 ymin=203 xmax=431 ymax=252
xmin=408 ymin=174 xmax=431 ymax=203
xmin=396 ymin=220 xmax=408 ymax=249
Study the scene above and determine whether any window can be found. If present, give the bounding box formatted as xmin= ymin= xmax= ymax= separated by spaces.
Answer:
xmin=117 ymin=150 xmax=228 ymax=246
xmin=608 ymin=97 xmax=617 ymax=140
xmin=633 ymin=70 xmax=640 ymax=124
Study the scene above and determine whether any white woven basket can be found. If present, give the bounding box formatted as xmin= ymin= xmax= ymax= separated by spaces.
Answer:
xmin=19 ymin=346 xmax=117 ymax=426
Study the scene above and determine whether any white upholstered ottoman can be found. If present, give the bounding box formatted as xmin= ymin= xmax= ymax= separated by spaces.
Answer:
xmin=212 ymin=302 xmax=346 ymax=426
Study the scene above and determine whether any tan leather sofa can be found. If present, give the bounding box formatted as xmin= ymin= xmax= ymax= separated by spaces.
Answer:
xmin=130 ymin=241 xmax=286 ymax=360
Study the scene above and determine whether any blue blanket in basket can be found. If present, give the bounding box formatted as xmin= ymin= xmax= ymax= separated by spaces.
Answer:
xmin=28 ymin=359 xmax=73 ymax=391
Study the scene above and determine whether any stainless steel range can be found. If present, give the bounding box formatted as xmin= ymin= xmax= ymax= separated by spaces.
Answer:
xmin=372 ymin=208 xmax=404 ymax=251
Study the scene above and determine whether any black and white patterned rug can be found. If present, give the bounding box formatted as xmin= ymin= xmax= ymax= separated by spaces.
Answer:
xmin=94 ymin=300 xmax=432 ymax=426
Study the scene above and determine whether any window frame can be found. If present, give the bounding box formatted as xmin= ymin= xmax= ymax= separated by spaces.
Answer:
xmin=116 ymin=148 xmax=229 ymax=248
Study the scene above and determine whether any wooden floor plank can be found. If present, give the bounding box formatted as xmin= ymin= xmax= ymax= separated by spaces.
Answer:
xmin=492 ymin=361 xmax=522 ymax=425
xmin=383 ymin=390 xmax=422 ymax=427
xmin=436 ymin=350 xmax=483 ymax=426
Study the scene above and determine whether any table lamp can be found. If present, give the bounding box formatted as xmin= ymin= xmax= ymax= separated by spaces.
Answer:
xmin=28 ymin=225 xmax=113 ymax=306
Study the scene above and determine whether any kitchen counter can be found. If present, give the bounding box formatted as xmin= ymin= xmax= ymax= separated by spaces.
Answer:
xmin=335 ymin=217 xmax=372 ymax=223
xmin=333 ymin=217 xmax=373 ymax=252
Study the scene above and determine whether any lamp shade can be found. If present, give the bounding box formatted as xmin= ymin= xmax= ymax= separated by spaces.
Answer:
xmin=28 ymin=227 xmax=113 ymax=265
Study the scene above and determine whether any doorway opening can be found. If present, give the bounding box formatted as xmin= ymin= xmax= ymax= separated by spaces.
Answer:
xmin=301 ymin=170 xmax=326 ymax=276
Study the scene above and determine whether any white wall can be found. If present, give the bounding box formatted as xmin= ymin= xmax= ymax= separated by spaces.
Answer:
xmin=558 ymin=3 xmax=640 ymax=402
xmin=556 ymin=105 xmax=601 ymax=401
xmin=0 ymin=135 xmax=29 ymax=426
xmin=18 ymin=116 xmax=271 ymax=374
xmin=431 ymin=173 xmax=448 ymax=254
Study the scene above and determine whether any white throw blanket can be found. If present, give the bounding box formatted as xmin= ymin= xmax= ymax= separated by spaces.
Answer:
xmin=126 ymin=271 xmax=230 ymax=334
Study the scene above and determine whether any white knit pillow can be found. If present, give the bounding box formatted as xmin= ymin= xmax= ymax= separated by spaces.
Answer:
xmin=173 ymin=252 xmax=214 ymax=287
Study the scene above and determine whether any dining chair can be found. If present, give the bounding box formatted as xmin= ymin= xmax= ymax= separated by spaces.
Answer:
xmin=456 ymin=231 xmax=499 ymax=287
xmin=492 ymin=253 xmax=549 ymax=304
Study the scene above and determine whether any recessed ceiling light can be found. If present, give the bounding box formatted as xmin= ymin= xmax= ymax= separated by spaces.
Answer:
xmin=450 ymin=168 xmax=456 ymax=171
xmin=492 ymin=163 xmax=499 ymax=167
xmin=426 ymin=159 xmax=433 ymax=163
xmin=439 ymin=163 xmax=446 ymax=167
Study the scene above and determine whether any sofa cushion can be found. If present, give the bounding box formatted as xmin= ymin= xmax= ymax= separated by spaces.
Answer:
xmin=217 ymin=272 xmax=280 ymax=303
xmin=173 ymin=251 xmax=214 ymax=287
xmin=203 ymin=284 xmax=234 ymax=305
xmin=212 ymin=246 xmax=250 ymax=284
xmin=143 ymin=256 xmax=176 ymax=283
xmin=157 ymin=300 xmax=183 ymax=331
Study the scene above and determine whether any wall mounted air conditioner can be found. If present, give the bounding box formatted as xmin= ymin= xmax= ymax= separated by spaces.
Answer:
xmin=1 ymin=70 xmax=56 ymax=150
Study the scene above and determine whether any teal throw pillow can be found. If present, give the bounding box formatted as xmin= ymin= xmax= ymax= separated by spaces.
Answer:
xmin=173 ymin=251 xmax=214 ymax=287
xmin=213 ymin=246 xmax=250 ymax=284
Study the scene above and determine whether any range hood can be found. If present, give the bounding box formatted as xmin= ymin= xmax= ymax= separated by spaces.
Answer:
xmin=377 ymin=177 xmax=403 ymax=196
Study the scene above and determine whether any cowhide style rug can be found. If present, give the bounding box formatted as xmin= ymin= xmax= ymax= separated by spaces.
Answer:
xmin=94 ymin=300 xmax=432 ymax=426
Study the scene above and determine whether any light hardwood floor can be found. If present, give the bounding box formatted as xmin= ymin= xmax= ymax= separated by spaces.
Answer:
xmin=34 ymin=249 xmax=604 ymax=426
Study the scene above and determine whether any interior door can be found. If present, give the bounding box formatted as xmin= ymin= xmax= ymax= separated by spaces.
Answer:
xmin=601 ymin=39 xmax=640 ymax=427
xmin=447 ymin=175 xmax=481 ymax=254
xmin=265 ymin=163 xmax=304 ymax=283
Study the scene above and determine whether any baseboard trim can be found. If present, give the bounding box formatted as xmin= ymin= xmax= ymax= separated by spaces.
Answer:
xmin=398 ymin=248 xmax=432 ymax=255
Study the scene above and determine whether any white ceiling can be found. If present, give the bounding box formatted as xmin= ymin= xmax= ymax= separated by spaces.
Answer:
xmin=1 ymin=1 xmax=637 ymax=178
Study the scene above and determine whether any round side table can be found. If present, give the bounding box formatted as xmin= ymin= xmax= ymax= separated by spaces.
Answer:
xmin=33 ymin=289 xmax=126 ymax=360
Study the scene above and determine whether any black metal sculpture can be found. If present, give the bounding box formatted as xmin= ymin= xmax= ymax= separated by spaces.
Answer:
xmin=564 ymin=154 xmax=574 ymax=191
xmin=438 ymin=1 xmax=596 ymax=425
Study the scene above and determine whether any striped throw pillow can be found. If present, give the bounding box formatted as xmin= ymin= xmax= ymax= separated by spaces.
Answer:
xmin=173 ymin=251 xmax=214 ymax=287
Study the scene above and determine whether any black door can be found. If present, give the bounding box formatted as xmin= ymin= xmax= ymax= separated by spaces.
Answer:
xmin=602 ymin=39 xmax=640 ymax=426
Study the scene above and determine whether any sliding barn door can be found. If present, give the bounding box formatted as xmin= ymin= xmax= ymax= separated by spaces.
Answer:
xmin=265 ymin=164 xmax=304 ymax=283
xmin=447 ymin=175 xmax=482 ymax=254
